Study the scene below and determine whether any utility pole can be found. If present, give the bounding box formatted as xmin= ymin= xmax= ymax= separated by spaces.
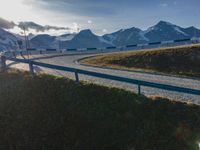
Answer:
xmin=58 ymin=40 xmax=61 ymax=51
xmin=22 ymin=26 xmax=29 ymax=59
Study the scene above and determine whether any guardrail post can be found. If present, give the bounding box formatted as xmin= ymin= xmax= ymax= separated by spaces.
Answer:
xmin=29 ymin=61 xmax=34 ymax=75
xmin=12 ymin=51 xmax=16 ymax=58
xmin=0 ymin=56 xmax=6 ymax=71
xmin=138 ymin=84 xmax=141 ymax=95
xmin=75 ymin=70 xmax=79 ymax=84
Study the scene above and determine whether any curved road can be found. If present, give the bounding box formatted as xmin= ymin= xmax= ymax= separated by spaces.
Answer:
xmin=7 ymin=52 xmax=200 ymax=105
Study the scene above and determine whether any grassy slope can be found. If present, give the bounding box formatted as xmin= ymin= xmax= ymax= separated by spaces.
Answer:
xmin=0 ymin=70 xmax=200 ymax=150
xmin=81 ymin=44 xmax=200 ymax=77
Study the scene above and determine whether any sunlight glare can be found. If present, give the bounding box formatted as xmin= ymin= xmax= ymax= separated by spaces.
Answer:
xmin=0 ymin=0 xmax=35 ymax=22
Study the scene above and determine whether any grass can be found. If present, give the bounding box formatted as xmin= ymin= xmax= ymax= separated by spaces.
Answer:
xmin=0 ymin=70 xmax=200 ymax=150
xmin=81 ymin=44 xmax=200 ymax=77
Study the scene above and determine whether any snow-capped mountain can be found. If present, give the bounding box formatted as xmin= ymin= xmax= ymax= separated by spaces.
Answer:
xmin=30 ymin=34 xmax=58 ymax=49
xmin=0 ymin=28 xmax=19 ymax=51
xmin=61 ymin=29 xmax=111 ymax=49
xmin=0 ymin=21 xmax=200 ymax=51
xmin=56 ymin=33 xmax=76 ymax=41
xmin=103 ymin=27 xmax=149 ymax=46
xmin=183 ymin=26 xmax=200 ymax=37
xmin=29 ymin=29 xmax=111 ymax=49
xmin=103 ymin=21 xmax=200 ymax=46
xmin=144 ymin=21 xmax=190 ymax=42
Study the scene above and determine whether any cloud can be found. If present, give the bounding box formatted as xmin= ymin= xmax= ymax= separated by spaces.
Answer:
xmin=159 ymin=3 xmax=168 ymax=7
xmin=0 ymin=17 xmax=75 ymax=36
xmin=102 ymin=29 xmax=107 ymax=33
xmin=88 ymin=20 xmax=92 ymax=24
xmin=0 ymin=17 xmax=16 ymax=29
xmin=0 ymin=17 xmax=73 ymax=35
xmin=72 ymin=22 xmax=80 ymax=32
xmin=24 ymin=0 xmax=117 ymax=17
xmin=18 ymin=21 xmax=71 ymax=32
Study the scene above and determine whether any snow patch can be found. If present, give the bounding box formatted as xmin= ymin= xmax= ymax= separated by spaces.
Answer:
xmin=173 ymin=27 xmax=188 ymax=36
xmin=164 ymin=21 xmax=175 ymax=26
xmin=56 ymin=34 xmax=75 ymax=41
xmin=127 ymin=32 xmax=134 ymax=41
xmin=104 ymin=34 xmax=117 ymax=44
xmin=139 ymin=31 xmax=150 ymax=41
xmin=98 ymin=37 xmax=114 ymax=45
xmin=144 ymin=26 xmax=158 ymax=34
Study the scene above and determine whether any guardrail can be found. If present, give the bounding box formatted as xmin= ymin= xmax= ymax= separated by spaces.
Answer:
xmin=6 ymin=37 xmax=199 ymax=53
xmin=1 ymin=56 xmax=200 ymax=96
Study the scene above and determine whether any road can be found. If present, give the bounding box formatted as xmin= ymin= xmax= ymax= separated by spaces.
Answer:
xmin=6 ymin=52 xmax=200 ymax=105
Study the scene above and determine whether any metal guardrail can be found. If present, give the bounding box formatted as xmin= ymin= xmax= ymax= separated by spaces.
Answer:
xmin=6 ymin=37 xmax=199 ymax=53
xmin=1 ymin=56 xmax=200 ymax=96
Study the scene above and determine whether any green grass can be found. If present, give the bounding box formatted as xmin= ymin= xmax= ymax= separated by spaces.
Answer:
xmin=81 ymin=44 xmax=200 ymax=77
xmin=0 ymin=70 xmax=200 ymax=150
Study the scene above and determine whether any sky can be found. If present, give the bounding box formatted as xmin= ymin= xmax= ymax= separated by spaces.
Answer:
xmin=0 ymin=0 xmax=200 ymax=35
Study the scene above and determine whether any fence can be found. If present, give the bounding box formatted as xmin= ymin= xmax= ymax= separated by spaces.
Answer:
xmin=5 ymin=37 xmax=198 ymax=53
xmin=1 ymin=56 xmax=200 ymax=96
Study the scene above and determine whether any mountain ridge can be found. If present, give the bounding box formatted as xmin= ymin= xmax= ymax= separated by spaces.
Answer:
xmin=0 ymin=20 xmax=200 ymax=51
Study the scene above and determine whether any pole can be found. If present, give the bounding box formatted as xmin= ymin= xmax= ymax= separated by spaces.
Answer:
xmin=75 ymin=70 xmax=79 ymax=84
xmin=0 ymin=56 xmax=6 ymax=71
xmin=23 ymin=26 xmax=29 ymax=59
xmin=29 ymin=61 xmax=34 ymax=75
xmin=138 ymin=84 xmax=141 ymax=95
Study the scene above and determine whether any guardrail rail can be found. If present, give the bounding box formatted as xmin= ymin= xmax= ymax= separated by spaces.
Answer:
xmin=1 ymin=56 xmax=200 ymax=97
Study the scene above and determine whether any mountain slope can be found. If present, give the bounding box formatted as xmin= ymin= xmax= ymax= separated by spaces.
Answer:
xmin=30 ymin=34 xmax=57 ymax=49
xmin=183 ymin=26 xmax=200 ymax=37
xmin=143 ymin=21 xmax=190 ymax=42
xmin=0 ymin=28 xmax=19 ymax=51
xmin=103 ymin=27 xmax=149 ymax=46
xmin=56 ymin=33 xmax=76 ymax=41
xmin=62 ymin=29 xmax=111 ymax=49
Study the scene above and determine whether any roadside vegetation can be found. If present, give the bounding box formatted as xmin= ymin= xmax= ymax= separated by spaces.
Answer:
xmin=0 ymin=70 xmax=200 ymax=150
xmin=81 ymin=44 xmax=200 ymax=77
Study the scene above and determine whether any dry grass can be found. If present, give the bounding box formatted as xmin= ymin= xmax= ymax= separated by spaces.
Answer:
xmin=81 ymin=44 xmax=200 ymax=77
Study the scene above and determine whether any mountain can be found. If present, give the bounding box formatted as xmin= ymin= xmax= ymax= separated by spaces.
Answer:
xmin=102 ymin=21 xmax=200 ymax=46
xmin=183 ymin=26 xmax=200 ymax=37
xmin=62 ymin=29 xmax=111 ymax=49
xmin=103 ymin=27 xmax=149 ymax=46
xmin=56 ymin=33 xmax=76 ymax=41
xmin=29 ymin=30 xmax=111 ymax=49
xmin=30 ymin=33 xmax=77 ymax=49
xmin=30 ymin=34 xmax=57 ymax=49
xmin=0 ymin=21 xmax=200 ymax=51
xmin=144 ymin=21 xmax=190 ymax=42
xmin=0 ymin=28 xmax=19 ymax=51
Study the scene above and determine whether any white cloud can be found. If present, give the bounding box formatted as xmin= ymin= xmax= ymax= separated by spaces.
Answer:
xmin=87 ymin=20 xmax=92 ymax=24
xmin=0 ymin=0 xmax=37 ymax=23
xmin=8 ymin=25 xmax=74 ymax=36
xmin=102 ymin=29 xmax=107 ymax=33
xmin=73 ymin=22 xmax=80 ymax=32
xmin=159 ymin=3 xmax=168 ymax=7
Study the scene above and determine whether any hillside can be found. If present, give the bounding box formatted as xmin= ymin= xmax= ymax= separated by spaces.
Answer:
xmin=0 ymin=28 xmax=19 ymax=51
xmin=0 ymin=70 xmax=199 ymax=150
xmin=81 ymin=44 xmax=200 ymax=77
